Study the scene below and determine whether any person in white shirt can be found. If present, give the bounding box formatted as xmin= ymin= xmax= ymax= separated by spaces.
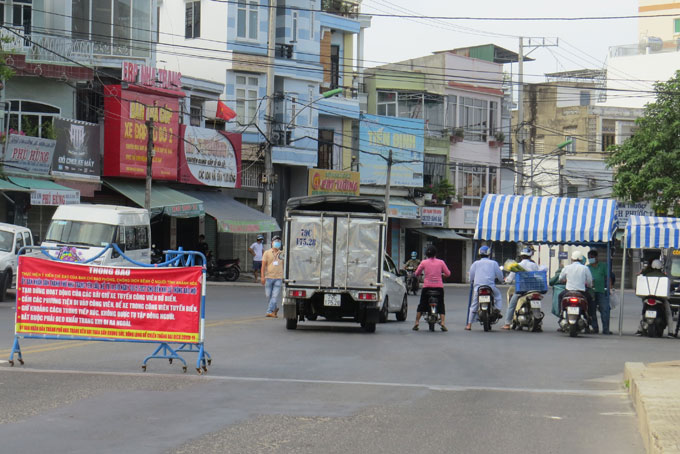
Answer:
xmin=502 ymin=247 xmax=541 ymax=330
xmin=558 ymin=250 xmax=593 ymax=303
xmin=248 ymin=235 xmax=265 ymax=282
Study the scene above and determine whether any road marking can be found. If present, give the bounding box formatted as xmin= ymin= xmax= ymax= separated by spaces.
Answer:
xmin=0 ymin=367 xmax=628 ymax=397
xmin=206 ymin=316 xmax=265 ymax=328
xmin=600 ymin=412 xmax=635 ymax=416
xmin=547 ymin=416 xmax=563 ymax=420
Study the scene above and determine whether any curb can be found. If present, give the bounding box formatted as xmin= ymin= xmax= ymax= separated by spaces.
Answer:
xmin=624 ymin=361 xmax=680 ymax=454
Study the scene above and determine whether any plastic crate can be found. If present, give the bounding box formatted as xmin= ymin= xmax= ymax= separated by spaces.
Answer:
xmin=515 ymin=270 xmax=548 ymax=293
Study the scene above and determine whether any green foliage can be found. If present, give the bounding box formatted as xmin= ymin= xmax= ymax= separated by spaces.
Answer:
xmin=0 ymin=36 xmax=15 ymax=81
xmin=426 ymin=179 xmax=456 ymax=202
xmin=607 ymin=70 xmax=680 ymax=215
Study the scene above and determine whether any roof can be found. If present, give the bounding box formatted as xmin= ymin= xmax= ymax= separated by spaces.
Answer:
xmin=415 ymin=228 xmax=468 ymax=240
xmin=474 ymin=194 xmax=618 ymax=244
xmin=625 ymin=215 xmax=680 ymax=249
xmin=436 ymin=44 xmax=535 ymax=64
xmin=104 ymin=179 xmax=204 ymax=218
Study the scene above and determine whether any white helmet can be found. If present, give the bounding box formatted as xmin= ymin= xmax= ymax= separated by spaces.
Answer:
xmin=651 ymin=259 xmax=663 ymax=270
xmin=571 ymin=250 xmax=583 ymax=261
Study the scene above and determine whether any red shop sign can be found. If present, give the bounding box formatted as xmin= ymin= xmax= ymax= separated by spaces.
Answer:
xmin=103 ymin=84 xmax=182 ymax=180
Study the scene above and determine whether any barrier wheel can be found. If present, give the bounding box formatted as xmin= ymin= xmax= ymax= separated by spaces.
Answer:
xmin=182 ymin=366 xmax=187 ymax=373
xmin=18 ymin=359 xmax=24 ymax=365
xmin=196 ymin=368 xmax=202 ymax=375
xmin=8 ymin=360 xmax=13 ymax=367
xmin=202 ymin=365 xmax=208 ymax=372
xmin=207 ymin=359 xmax=212 ymax=366
xmin=169 ymin=359 xmax=173 ymax=364
xmin=142 ymin=365 xmax=147 ymax=372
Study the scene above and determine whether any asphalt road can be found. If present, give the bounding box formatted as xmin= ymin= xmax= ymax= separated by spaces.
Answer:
xmin=0 ymin=284 xmax=677 ymax=453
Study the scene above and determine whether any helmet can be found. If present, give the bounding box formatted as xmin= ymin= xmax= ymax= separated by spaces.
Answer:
xmin=571 ymin=250 xmax=583 ymax=261
xmin=411 ymin=251 xmax=417 ymax=259
xmin=272 ymin=235 xmax=281 ymax=241
xmin=256 ymin=234 xmax=264 ymax=240
xmin=652 ymin=259 xmax=663 ymax=270
xmin=478 ymin=246 xmax=490 ymax=256
xmin=520 ymin=247 xmax=533 ymax=257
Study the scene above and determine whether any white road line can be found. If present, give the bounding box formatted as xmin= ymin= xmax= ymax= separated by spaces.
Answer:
xmin=0 ymin=367 xmax=627 ymax=397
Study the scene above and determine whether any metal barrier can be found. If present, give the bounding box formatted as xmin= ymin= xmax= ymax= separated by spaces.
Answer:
xmin=8 ymin=244 xmax=211 ymax=374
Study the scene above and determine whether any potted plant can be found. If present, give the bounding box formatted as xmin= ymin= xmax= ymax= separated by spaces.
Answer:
xmin=451 ymin=127 xmax=464 ymax=143
xmin=432 ymin=179 xmax=456 ymax=205
xmin=489 ymin=130 xmax=505 ymax=147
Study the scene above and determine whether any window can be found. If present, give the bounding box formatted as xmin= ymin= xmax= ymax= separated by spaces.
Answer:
xmin=318 ymin=129 xmax=333 ymax=169
xmin=123 ymin=225 xmax=150 ymax=250
xmin=602 ymin=133 xmax=615 ymax=152
xmin=564 ymin=135 xmax=575 ymax=153
xmin=310 ymin=9 xmax=315 ymax=40
xmin=459 ymin=97 xmax=488 ymax=142
xmin=446 ymin=96 xmax=457 ymax=129
xmin=237 ymin=0 xmax=258 ymax=40
xmin=0 ymin=2 xmax=5 ymax=25
xmin=292 ymin=11 xmax=298 ymax=42
xmin=330 ymin=45 xmax=340 ymax=89
xmin=488 ymin=101 xmax=498 ymax=138
xmin=458 ymin=165 xmax=491 ymax=206
xmin=289 ymin=94 xmax=297 ymax=128
xmin=567 ymin=185 xmax=578 ymax=198
xmin=7 ymin=100 xmax=60 ymax=138
xmin=423 ymin=154 xmax=446 ymax=187
xmin=377 ymin=91 xmax=397 ymax=117
xmin=235 ymin=74 xmax=259 ymax=125
xmin=13 ymin=0 xmax=31 ymax=35
xmin=579 ymin=91 xmax=590 ymax=106
xmin=189 ymin=98 xmax=203 ymax=126
xmin=308 ymin=85 xmax=315 ymax=126
xmin=185 ymin=1 xmax=200 ymax=39
xmin=675 ymin=18 xmax=680 ymax=33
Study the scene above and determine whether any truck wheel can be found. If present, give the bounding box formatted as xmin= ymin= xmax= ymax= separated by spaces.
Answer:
xmin=379 ymin=299 xmax=389 ymax=323
xmin=363 ymin=322 xmax=376 ymax=333
xmin=396 ymin=295 xmax=408 ymax=322
xmin=0 ymin=270 xmax=9 ymax=302
xmin=286 ymin=318 xmax=297 ymax=330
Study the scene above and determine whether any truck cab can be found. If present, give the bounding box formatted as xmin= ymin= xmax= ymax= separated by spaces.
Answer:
xmin=0 ymin=223 xmax=33 ymax=301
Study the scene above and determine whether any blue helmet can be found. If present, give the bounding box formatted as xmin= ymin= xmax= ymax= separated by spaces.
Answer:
xmin=520 ymin=247 xmax=533 ymax=257
xmin=479 ymin=246 xmax=490 ymax=256
xmin=411 ymin=251 xmax=418 ymax=259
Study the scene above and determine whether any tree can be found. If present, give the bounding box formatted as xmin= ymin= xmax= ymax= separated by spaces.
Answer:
xmin=607 ymin=70 xmax=680 ymax=215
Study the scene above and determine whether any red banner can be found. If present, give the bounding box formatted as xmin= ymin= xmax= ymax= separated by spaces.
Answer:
xmin=103 ymin=84 xmax=181 ymax=180
xmin=15 ymin=257 xmax=203 ymax=342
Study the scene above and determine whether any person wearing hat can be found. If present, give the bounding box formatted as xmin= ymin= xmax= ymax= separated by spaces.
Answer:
xmin=404 ymin=251 xmax=421 ymax=271
xmin=465 ymin=245 xmax=504 ymax=331
xmin=261 ymin=234 xmax=284 ymax=317
xmin=558 ymin=250 xmax=593 ymax=312
xmin=502 ymin=246 xmax=541 ymax=330
xmin=249 ymin=234 xmax=265 ymax=282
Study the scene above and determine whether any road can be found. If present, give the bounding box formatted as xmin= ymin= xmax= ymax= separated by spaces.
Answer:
xmin=0 ymin=284 xmax=676 ymax=453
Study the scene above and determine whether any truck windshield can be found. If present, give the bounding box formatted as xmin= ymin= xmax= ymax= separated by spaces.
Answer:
xmin=0 ymin=231 xmax=13 ymax=252
xmin=44 ymin=220 xmax=116 ymax=247
xmin=671 ymin=257 xmax=680 ymax=277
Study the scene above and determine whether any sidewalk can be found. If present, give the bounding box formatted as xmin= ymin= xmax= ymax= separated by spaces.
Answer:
xmin=624 ymin=361 xmax=680 ymax=454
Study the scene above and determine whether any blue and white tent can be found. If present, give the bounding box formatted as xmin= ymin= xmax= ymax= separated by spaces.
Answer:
xmin=625 ymin=215 xmax=680 ymax=249
xmin=474 ymin=194 xmax=618 ymax=244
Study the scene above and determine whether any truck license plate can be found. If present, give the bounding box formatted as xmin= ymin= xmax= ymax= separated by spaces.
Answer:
xmin=324 ymin=294 xmax=341 ymax=307
xmin=530 ymin=300 xmax=542 ymax=309
xmin=567 ymin=306 xmax=580 ymax=315
xmin=645 ymin=310 xmax=657 ymax=319
xmin=479 ymin=295 xmax=491 ymax=303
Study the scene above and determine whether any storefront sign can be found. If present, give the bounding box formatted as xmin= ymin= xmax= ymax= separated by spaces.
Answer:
xmin=464 ymin=209 xmax=477 ymax=225
xmin=179 ymin=126 xmax=241 ymax=188
xmin=421 ymin=206 xmax=445 ymax=227
xmin=103 ymin=85 xmax=180 ymax=180
xmin=30 ymin=189 xmax=80 ymax=206
xmin=616 ymin=202 xmax=655 ymax=228
xmin=388 ymin=202 xmax=419 ymax=219
xmin=308 ymin=169 xmax=360 ymax=196
xmin=4 ymin=134 xmax=56 ymax=175
xmin=52 ymin=118 xmax=100 ymax=180
xmin=122 ymin=62 xmax=182 ymax=91
xmin=359 ymin=114 xmax=424 ymax=187
xmin=16 ymin=257 xmax=202 ymax=342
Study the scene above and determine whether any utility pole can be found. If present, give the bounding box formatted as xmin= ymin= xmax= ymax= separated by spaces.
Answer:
xmin=384 ymin=149 xmax=392 ymax=215
xmin=145 ymin=119 xmax=154 ymax=213
xmin=263 ymin=0 xmax=276 ymax=229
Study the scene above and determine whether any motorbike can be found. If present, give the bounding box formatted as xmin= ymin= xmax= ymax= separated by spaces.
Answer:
xmin=511 ymin=290 xmax=545 ymax=332
xmin=639 ymin=295 xmax=668 ymax=338
xmin=558 ymin=291 xmax=589 ymax=337
xmin=206 ymin=254 xmax=241 ymax=282
xmin=422 ymin=288 xmax=441 ymax=332
xmin=477 ymin=285 xmax=502 ymax=332
xmin=151 ymin=244 xmax=164 ymax=264
xmin=405 ymin=268 xmax=419 ymax=295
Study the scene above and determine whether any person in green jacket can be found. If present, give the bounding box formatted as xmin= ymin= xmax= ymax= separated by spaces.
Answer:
xmin=587 ymin=250 xmax=612 ymax=334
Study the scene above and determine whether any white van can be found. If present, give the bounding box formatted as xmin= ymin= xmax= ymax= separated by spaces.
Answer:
xmin=0 ymin=222 xmax=33 ymax=301
xmin=42 ymin=204 xmax=151 ymax=265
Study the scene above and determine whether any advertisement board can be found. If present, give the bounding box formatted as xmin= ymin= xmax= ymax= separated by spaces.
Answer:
xmin=308 ymin=169 xmax=360 ymax=196
xmin=359 ymin=114 xmax=424 ymax=187
xmin=421 ymin=207 xmax=445 ymax=227
xmin=31 ymin=189 xmax=80 ymax=206
xmin=103 ymin=85 xmax=181 ymax=180
xmin=616 ymin=202 xmax=654 ymax=229
xmin=15 ymin=257 xmax=202 ymax=343
xmin=4 ymin=134 xmax=56 ymax=175
xmin=179 ymin=126 xmax=241 ymax=188
xmin=51 ymin=118 xmax=101 ymax=180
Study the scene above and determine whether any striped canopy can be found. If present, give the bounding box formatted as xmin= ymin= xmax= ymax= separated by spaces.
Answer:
xmin=474 ymin=194 xmax=618 ymax=244
xmin=625 ymin=215 xmax=680 ymax=249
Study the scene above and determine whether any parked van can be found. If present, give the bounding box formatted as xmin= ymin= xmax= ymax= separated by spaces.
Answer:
xmin=42 ymin=204 xmax=151 ymax=265
xmin=0 ymin=223 xmax=33 ymax=301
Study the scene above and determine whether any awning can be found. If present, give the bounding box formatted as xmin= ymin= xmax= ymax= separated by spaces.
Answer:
xmin=367 ymin=196 xmax=419 ymax=219
xmin=474 ymin=194 xmax=618 ymax=244
xmin=9 ymin=176 xmax=80 ymax=205
xmin=0 ymin=179 xmax=31 ymax=192
xmin=415 ymin=228 xmax=468 ymax=240
xmin=104 ymin=179 xmax=204 ymax=218
xmin=625 ymin=215 xmax=680 ymax=249
xmin=179 ymin=189 xmax=279 ymax=234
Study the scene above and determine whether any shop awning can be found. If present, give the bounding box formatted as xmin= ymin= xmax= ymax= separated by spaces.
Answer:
xmin=367 ymin=196 xmax=419 ymax=219
xmin=179 ymin=189 xmax=279 ymax=234
xmin=414 ymin=228 xmax=468 ymax=240
xmin=9 ymin=176 xmax=80 ymax=205
xmin=104 ymin=179 xmax=204 ymax=218
xmin=625 ymin=215 xmax=680 ymax=249
xmin=0 ymin=179 xmax=31 ymax=192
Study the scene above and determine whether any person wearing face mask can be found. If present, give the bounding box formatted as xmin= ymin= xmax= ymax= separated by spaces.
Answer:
xmin=587 ymin=249 xmax=611 ymax=334
xmin=261 ymin=235 xmax=285 ymax=318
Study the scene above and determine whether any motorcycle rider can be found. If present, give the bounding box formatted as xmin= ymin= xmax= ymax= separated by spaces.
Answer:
xmin=465 ymin=245 xmax=504 ymax=331
xmin=412 ymin=245 xmax=451 ymax=332
xmin=639 ymin=259 xmax=674 ymax=336
xmin=558 ymin=250 xmax=593 ymax=311
xmin=404 ymin=251 xmax=421 ymax=271
xmin=502 ymin=246 xmax=540 ymax=330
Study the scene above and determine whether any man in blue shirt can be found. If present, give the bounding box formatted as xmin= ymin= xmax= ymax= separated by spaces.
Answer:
xmin=466 ymin=246 xmax=504 ymax=330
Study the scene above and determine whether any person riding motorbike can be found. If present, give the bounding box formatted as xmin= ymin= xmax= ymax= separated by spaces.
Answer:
xmin=404 ymin=251 xmax=421 ymax=271
xmin=502 ymin=246 xmax=540 ymax=330
xmin=638 ymin=259 xmax=675 ymax=336
xmin=558 ymin=250 xmax=593 ymax=310
xmin=465 ymin=246 xmax=504 ymax=331
xmin=403 ymin=251 xmax=421 ymax=294
xmin=412 ymin=246 xmax=451 ymax=332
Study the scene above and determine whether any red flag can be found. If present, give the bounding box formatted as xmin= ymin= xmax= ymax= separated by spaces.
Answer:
xmin=216 ymin=100 xmax=237 ymax=121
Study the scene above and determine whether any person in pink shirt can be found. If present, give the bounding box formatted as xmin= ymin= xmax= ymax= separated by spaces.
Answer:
xmin=413 ymin=245 xmax=451 ymax=331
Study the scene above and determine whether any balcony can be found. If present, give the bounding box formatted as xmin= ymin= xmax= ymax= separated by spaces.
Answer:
xmin=321 ymin=0 xmax=359 ymax=18
xmin=275 ymin=43 xmax=294 ymax=59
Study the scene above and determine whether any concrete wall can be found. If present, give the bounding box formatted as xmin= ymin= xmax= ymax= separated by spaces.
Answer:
xmin=6 ymin=78 xmax=76 ymax=119
xmin=639 ymin=0 xmax=680 ymax=41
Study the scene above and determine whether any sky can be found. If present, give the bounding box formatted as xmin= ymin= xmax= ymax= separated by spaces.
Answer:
xmin=362 ymin=0 xmax=640 ymax=83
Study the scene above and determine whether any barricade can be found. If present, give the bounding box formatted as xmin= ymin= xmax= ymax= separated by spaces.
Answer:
xmin=7 ymin=244 xmax=211 ymax=374
xmin=515 ymin=270 xmax=548 ymax=294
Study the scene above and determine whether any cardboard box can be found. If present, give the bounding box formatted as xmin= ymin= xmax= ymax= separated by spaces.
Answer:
xmin=635 ymin=275 xmax=670 ymax=297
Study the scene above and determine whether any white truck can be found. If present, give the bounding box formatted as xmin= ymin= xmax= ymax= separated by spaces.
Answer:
xmin=0 ymin=223 xmax=33 ymax=301
xmin=282 ymin=195 xmax=407 ymax=333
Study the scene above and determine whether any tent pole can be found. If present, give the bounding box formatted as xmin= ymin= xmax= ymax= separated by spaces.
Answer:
xmin=618 ymin=228 xmax=627 ymax=336
xmin=466 ymin=240 xmax=478 ymax=325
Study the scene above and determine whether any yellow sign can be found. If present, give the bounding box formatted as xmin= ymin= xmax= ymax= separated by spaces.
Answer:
xmin=308 ymin=169 xmax=360 ymax=196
